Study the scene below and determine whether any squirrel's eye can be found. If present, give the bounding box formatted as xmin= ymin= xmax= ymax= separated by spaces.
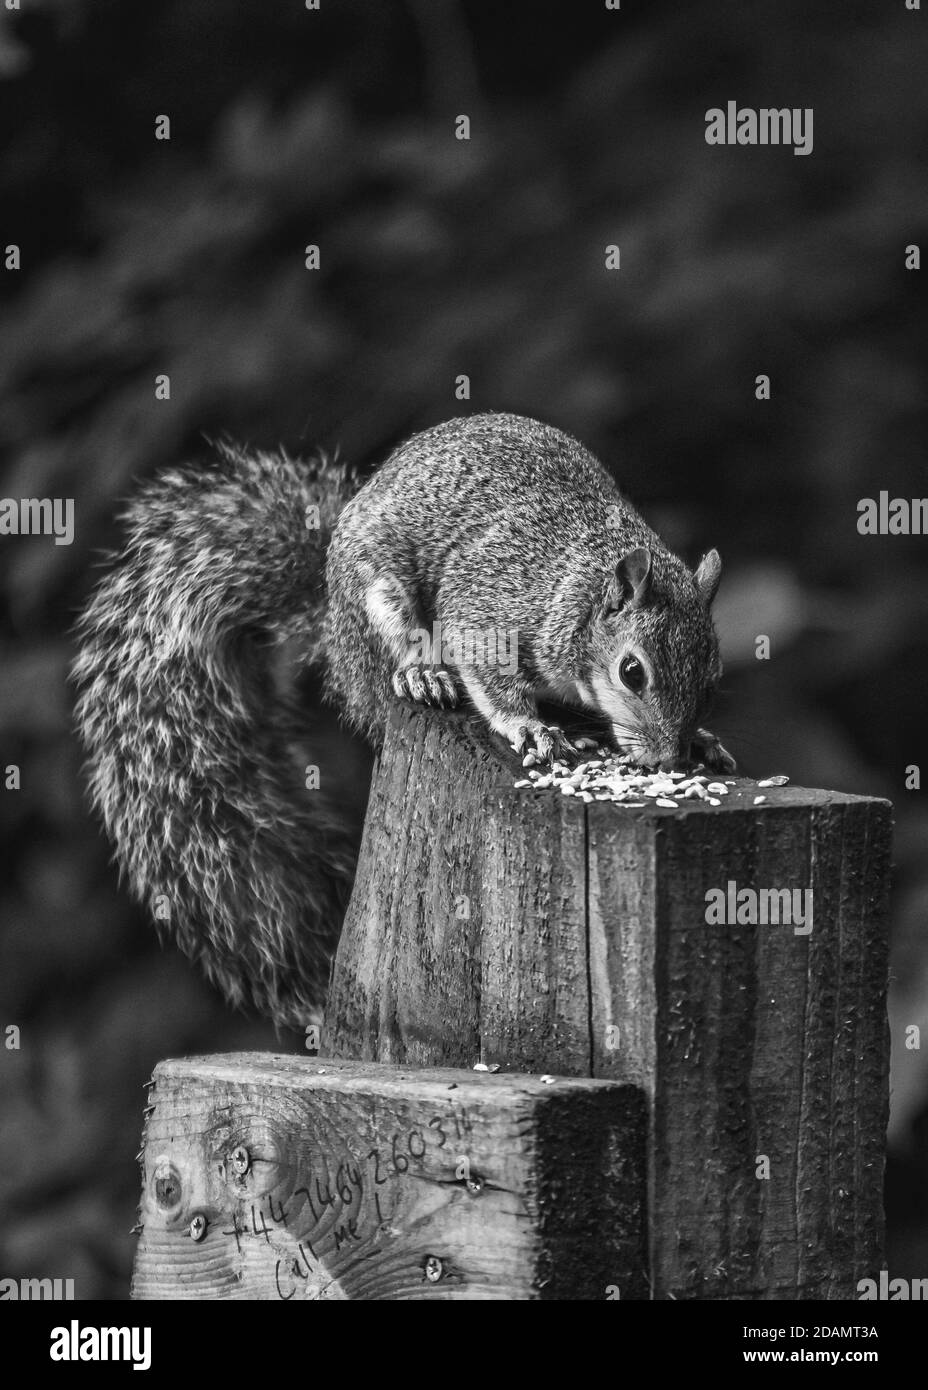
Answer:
xmin=619 ymin=655 xmax=646 ymax=695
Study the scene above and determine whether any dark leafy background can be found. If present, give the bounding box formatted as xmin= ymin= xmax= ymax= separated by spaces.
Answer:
xmin=0 ymin=0 xmax=926 ymax=1298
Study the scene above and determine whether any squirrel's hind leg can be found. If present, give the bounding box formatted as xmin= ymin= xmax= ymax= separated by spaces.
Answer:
xmin=363 ymin=575 xmax=460 ymax=709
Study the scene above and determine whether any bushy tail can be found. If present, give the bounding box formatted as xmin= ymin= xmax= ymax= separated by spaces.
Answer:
xmin=72 ymin=443 xmax=359 ymax=1028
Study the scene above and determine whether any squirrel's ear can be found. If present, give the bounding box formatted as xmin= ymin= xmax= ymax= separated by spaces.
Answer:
xmin=695 ymin=548 xmax=722 ymax=608
xmin=604 ymin=547 xmax=653 ymax=615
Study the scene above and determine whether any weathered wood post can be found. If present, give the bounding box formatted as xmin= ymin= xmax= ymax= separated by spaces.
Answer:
xmin=131 ymin=1055 xmax=648 ymax=1299
xmin=324 ymin=703 xmax=893 ymax=1299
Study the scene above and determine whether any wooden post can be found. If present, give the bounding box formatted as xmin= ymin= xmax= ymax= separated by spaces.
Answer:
xmin=324 ymin=703 xmax=893 ymax=1299
xmin=131 ymin=1055 xmax=648 ymax=1300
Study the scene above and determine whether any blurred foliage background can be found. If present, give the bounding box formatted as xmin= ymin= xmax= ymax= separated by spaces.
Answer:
xmin=0 ymin=0 xmax=926 ymax=1298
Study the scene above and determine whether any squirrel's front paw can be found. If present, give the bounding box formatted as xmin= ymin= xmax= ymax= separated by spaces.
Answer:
xmin=392 ymin=664 xmax=459 ymax=709
xmin=691 ymin=727 xmax=737 ymax=774
xmin=514 ymin=720 xmax=575 ymax=765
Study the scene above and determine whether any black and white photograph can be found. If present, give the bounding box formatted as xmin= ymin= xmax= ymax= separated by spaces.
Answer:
xmin=0 ymin=0 xmax=926 ymax=1355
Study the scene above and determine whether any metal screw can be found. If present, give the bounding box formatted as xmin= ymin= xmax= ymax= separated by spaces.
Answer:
xmin=231 ymin=1145 xmax=251 ymax=1176
xmin=424 ymin=1255 xmax=443 ymax=1283
xmin=189 ymin=1214 xmax=208 ymax=1242
xmin=465 ymin=1175 xmax=484 ymax=1196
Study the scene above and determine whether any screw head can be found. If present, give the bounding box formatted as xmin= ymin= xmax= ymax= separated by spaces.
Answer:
xmin=424 ymin=1255 xmax=443 ymax=1283
xmin=231 ymin=1145 xmax=251 ymax=1175
xmin=465 ymin=1175 xmax=484 ymax=1196
xmin=189 ymin=1213 xmax=208 ymax=1242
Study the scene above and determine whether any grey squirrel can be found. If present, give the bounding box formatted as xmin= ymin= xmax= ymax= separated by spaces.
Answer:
xmin=73 ymin=412 xmax=733 ymax=1027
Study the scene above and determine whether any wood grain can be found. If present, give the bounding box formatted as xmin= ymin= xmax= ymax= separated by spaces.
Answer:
xmin=131 ymin=1055 xmax=648 ymax=1300
xmin=325 ymin=703 xmax=893 ymax=1299
xmin=325 ymin=705 xmax=591 ymax=1073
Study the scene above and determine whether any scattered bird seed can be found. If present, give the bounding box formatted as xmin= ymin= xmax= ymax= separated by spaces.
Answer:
xmin=510 ymin=745 xmax=788 ymax=809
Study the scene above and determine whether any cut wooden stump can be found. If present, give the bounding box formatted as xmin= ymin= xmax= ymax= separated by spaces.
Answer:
xmin=131 ymin=1055 xmax=648 ymax=1300
xmin=324 ymin=703 xmax=893 ymax=1299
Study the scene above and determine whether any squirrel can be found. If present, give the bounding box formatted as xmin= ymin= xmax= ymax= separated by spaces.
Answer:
xmin=73 ymin=412 xmax=734 ymax=1029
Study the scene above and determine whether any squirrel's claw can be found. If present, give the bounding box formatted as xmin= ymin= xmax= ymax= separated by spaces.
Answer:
xmin=431 ymin=669 xmax=459 ymax=706
xmin=392 ymin=665 xmax=459 ymax=709
xmin=691 ymin=728 xmax=737 ymax=774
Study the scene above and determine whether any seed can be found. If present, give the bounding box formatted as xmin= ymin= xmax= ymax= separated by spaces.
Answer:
xmin=757 ymin=775 xmax=789 ymax=787
xmin=754 ymin=795 xmax=766 ymax=804
xmin=522 ymin=753 xmax=537 ymax=767
xmin=706 ymin=782 xmax=729 ymax=795
xmin=656 ymin=798 xmax=679 ymax=809
xmin=708 ymin=797 xmax=721 ymax=806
